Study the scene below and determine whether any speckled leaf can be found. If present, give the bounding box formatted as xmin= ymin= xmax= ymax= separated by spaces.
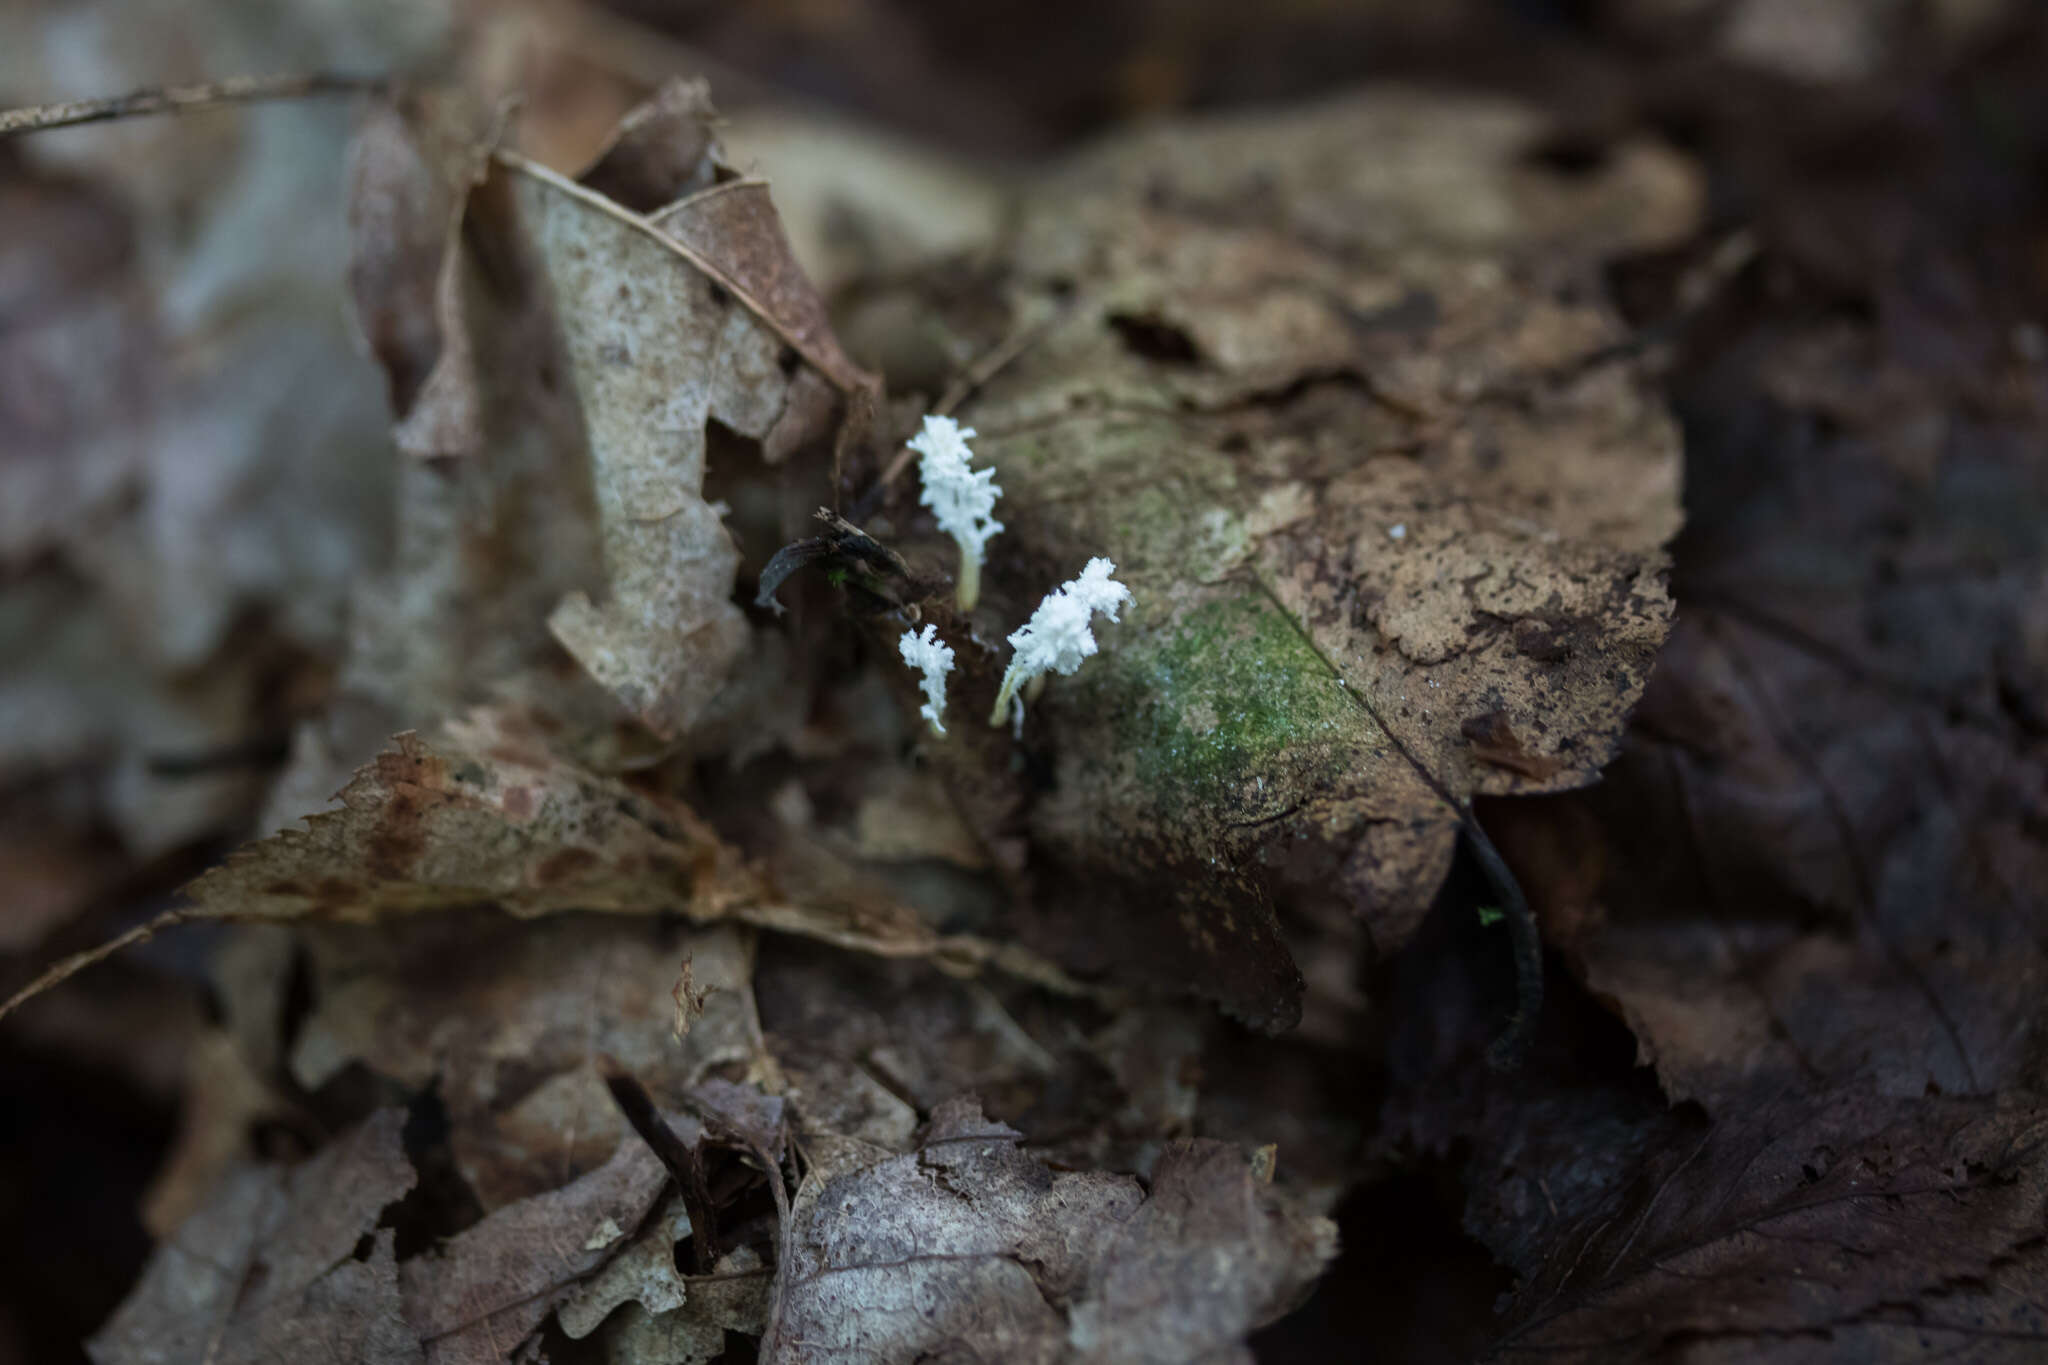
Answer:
xmin=875 ymin=89 xmax=1693 ymax=1027
xmin=187 ymin=707 xmax=759 ymax=925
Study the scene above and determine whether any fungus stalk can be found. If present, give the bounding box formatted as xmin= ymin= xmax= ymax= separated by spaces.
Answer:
xmin=909 ymin=415 xmax=1002 ymax=611
xmin=989 ymin=558 xmax=1133 ymax=729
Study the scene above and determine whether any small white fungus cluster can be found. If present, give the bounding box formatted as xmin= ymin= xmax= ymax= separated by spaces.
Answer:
xmin=909 ymin=415 xmax=1003 ymax=611
xmin=894 ymin=415 xmax=1130 ymax=740
xmin=988 ymin=557 xmax=1132 ymax=728
xmin=897 ymin=624 xmax=956 ymax=735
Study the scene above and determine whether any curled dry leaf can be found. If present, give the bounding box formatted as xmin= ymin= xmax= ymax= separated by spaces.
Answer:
xmin=555 ymin=1195 xmax=692 ymax=1339
xmin=504 ymin=79 xmax=873 ymax=739
xmin=875 ymin=88 xmax=1693 ymax=1027
xmin=188 ymin=708 xmax=758 ymax=925
xmin=275 ymin=89 xmax=609 ymax=823
xmin=288 ymin=915 xmax=755 ymax=1211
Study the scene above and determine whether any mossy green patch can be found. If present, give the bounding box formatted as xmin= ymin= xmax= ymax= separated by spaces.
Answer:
xmin=1079 ymin=591 xmax=1360 ymax=811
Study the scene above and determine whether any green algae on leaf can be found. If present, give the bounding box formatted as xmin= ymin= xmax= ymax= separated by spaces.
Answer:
xmin=1076 ymin=591 xmax=1359 ymax=816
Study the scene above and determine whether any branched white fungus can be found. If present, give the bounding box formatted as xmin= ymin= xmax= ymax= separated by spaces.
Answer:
xmin=989 ymin=558 xmax=1132 ymax=728
xmin=909 ymin=415 xmax=1002 ymax=611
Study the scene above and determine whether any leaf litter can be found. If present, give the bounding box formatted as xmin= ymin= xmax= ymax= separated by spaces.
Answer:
xmin=17 ymin=59 xmax=1681 ymax=1365
xmin=12 ymin=3 xmax=2047 ymax=1362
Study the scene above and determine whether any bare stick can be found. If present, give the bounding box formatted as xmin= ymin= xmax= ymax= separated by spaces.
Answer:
xmin=0 ymin=906 xmax=225 ymax=1023
xmin=0 ymin=73 xmax=384 ymax=139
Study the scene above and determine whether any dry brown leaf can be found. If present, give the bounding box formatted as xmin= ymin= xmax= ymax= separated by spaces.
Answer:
xmin=870 ymin=88 xmax=1692 ymax=1028
xmin=288 ymin=914 xmax=756 ymax=1210
xmin=773 ymin=1096 xmax=1335 ymax=1364
xmin=190 ymin=709 xmax=758 ymax=925
xmin=1493 ymin=1089 xmax=2048 ymax=1362
xmin=601 ymin=1245 xmax=771 ymax=1365
xmin=555 ymin=1194 xmax=692 ymax=1339
xmin=399 ymin=1132 xmax=669 ymax=1365
xmin=90 ymin=1108 xmax=418 ymax=1365
xmin=277 ymin=91 xmax=609 ymax=826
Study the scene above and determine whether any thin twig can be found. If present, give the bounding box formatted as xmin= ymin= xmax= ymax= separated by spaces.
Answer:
xmin=0 ymin=906 xmax=226 ymax=1023
xmin=1247 ymin=572 xmax=1545 ymax=1067
xmin=0 ymin=72 xmax=384 ymax=139
xmin=934 ymin=307 xmax=1063 ymax=418
xmin=861 ymin=305 xmax=1067 ymax=519
xmin=1465 ymin=810 xmax=1543 ymax=1069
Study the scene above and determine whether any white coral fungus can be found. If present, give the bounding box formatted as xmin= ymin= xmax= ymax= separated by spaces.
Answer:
xmin=989 ymin=558 xmax=1132 ymax=728
xmin=909 ymin=415 xmax=1002 ymax=610
xmin=898 ymin=624 xmax=956 ymax=735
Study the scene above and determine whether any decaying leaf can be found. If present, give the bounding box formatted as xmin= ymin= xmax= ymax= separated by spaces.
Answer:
xmin=860 ymin=88 xmax=1694 ymax=1027
xmin=1492 ymin=1089 xmax=2048 ymax=1362
xmin=189 ymin=708 xmax=756 ymax=925
xmin=602 ymin=1245 xmax=771 ymax=1365
xmin=555 ymin=1194 xmax=692 ymax=1339
xmin=774 ymin=1096 xmax=1335 ymax=1363
xmin=90 ymin=1109 xmax=419 ymax=1365
xmin=1368 ymin=54 xmax=2048 ymax=1359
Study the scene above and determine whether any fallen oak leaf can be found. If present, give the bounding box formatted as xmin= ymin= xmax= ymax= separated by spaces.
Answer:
xmin=186 ymin=709 xmax=757 ymax=924
xmin=1490 ymin=1088 xmax=2048 ymax=1363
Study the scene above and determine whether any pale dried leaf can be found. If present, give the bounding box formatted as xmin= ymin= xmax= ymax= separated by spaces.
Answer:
xmin=556 ymin=1196 xmax=691 ymax=1339
xmin=602 ymin=1245 xmax=771 ymax=1365
xmin=510 ymin=81 xmax=867 ymax=738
